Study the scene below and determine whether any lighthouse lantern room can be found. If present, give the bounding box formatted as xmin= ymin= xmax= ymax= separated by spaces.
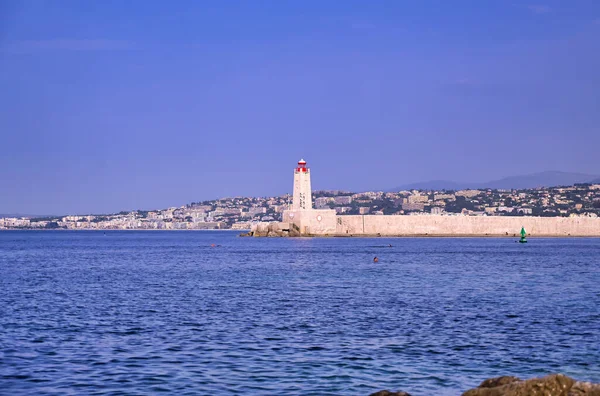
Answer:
xmin=296 ymin=159 xmax=308 ymax=173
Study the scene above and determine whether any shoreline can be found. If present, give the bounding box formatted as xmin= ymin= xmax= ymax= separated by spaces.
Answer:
xmin=306 ymin=233 xmax=600 ymax=238
xmin=0 ymin=228 xmax=243 ymax=232
xmin=2 ymin=229 xmax=600 ymax=238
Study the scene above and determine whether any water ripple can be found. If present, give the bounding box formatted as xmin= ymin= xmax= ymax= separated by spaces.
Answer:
xmin=0 ymin=231 xmax=599 ymax=395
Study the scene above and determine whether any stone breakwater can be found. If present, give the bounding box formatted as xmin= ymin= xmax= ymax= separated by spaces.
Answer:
xmin=244 ymin=215 xmax=600 ymax=237
xmin=241 ymin=222 xmax=300 ymax=237
xmin=371 ymin=374 xmax=600 ymax=396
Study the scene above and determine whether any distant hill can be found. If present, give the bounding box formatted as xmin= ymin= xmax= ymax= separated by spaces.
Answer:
xmin=0 ymin=213 xmax=56 ymax=219
xmin=388 ymin=171 xmax=599 ymax=192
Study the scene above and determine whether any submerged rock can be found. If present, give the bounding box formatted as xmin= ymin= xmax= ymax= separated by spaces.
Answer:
xmin=369 ymin=391 xmax=412 ymax=396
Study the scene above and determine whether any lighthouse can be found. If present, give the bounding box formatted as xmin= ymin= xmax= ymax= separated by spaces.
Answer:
xmin=283 ymin=159 xmax=336 ymax=235
xmin=292 ymin=159 xmax=313 ymax=210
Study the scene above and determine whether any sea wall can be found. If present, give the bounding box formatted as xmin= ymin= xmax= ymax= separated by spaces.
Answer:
xmin=332 ymin=215 xmax=600 ymax=237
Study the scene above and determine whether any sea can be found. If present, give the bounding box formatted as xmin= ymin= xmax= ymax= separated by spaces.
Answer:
xmin=1 ymin=231 xmax=599 ymax=395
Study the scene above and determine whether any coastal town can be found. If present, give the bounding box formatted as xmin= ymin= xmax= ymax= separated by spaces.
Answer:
xmin=2 ymin=183 xmax=600 ymax=230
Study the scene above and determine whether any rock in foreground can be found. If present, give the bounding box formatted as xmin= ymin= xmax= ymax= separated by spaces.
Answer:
xmin=462 ymin=374 xmax=600 ymax=396
xmin=370 ymin=374 xmax=600 ymax=396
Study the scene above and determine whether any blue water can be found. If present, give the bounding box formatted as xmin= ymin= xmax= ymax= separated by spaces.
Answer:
xmin=0 ymin=231 xmax=599 ymax=395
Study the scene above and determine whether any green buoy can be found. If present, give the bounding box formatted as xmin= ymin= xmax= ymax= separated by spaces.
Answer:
xmin=519 ymin=227 xmax=527 ymax=243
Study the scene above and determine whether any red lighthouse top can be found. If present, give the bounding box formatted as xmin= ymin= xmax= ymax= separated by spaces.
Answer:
xmin=296 ymin=159 xmax=308 ymax=173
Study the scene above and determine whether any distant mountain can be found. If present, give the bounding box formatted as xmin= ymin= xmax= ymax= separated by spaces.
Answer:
xmin=483 ymin=171 xmax=599 ymax=189
xmin=388 ymin=171 xmax=599 ymax=192
xmin=388 ymin=180 xmax=467 ymax=191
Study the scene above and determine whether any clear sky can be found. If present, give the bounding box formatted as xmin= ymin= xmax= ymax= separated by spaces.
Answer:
xmin=1 ymin=1 xmax=599 ymax=215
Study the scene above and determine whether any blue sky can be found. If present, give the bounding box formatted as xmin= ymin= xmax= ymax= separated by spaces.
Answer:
xmin=1 ymin=1 xmax=599 ymax=214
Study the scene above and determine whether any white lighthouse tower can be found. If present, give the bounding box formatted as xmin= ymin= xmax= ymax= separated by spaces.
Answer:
xmin=292 ymin=159 xmax=312 ymax=210
xmin=283 ymin=158 xmax=336 ymax=235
